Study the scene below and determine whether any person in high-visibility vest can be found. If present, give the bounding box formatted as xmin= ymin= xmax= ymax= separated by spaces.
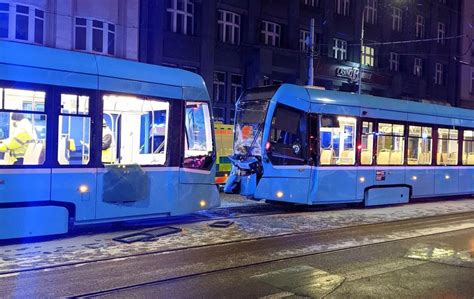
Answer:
xmin=0 ymin=113 xmax=37 ymax=165
xmin=102 ymin=119 xmax=114 ymax=163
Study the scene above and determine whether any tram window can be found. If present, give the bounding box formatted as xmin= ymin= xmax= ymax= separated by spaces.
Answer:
xmin=268 ymin=105 xmax=306 ymax=165
xmin=102 ymin=95 xmax=169 ymax=166
xmin=183 ymin=102 xmax=214 ymax=169
xmin=58 ymin=94 xmax=91 ymax=165
xmin=0 ymin=88 xmax=47 ymax=166
xmin=407 ymin=126 xmax=432 ymax=165
xmin=376 ymin=123 xmax=405 ymax=165
xmin=462 ymin=130 xmax=474 ymax=165
xmin=437 ymin=128 xmax=458 ymax=165
xmin=319 ymin=115 xmax=357 ymax=165
xmin=360 ymin=121 xmax=374 ymax=165
xmin=4 ymin=88 xmax=45 ymax=112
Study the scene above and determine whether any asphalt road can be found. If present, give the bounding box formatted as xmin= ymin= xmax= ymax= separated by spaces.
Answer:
xmin=1 ymin=212 xmax=472 ymax=298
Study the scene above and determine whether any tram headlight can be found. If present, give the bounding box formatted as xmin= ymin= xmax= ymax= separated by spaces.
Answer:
xmin=412 ymin=176 xmax=418 ymax=181
xmin=199 ymin=200 xmax=207 ymax=208
xmin=78 ymin=184 xmax=89 ymax=193
xmin=276 ymin=191 xmax=284 ymax=198
xmin=445 ymin=175 xmax=450 ymax=180
xmin=359 ymin=177 xmax=365 ymax=183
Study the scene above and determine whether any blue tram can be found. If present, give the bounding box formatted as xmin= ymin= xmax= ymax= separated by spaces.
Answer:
xmin=225 ymin=84 xmax=474 ymax=206
xmin=0 ymin=41 xmax=219 ymax=240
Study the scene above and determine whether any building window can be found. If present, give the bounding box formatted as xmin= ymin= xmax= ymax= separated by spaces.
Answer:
xmin=213 ymin=107 xmax=225 ymax=123
xmin=471 ymin=68 xmax=474 ymax=93
xmin=213 ymin=72 xmax=226 ymax=103
xmin=437 ymin=22 xmax=445 ymax=45
xmin=389 ymin=52 xmax=399 ymax=72
xmin=0 ymin=3 xmax=44 ymax=44
xmin=167 ymin=0 xmax=194 ymax=35
xmin=435 ymin=63 xmax=443 ymax=85
xmin=364 ymin=0 xmax=377 ymax=25
xmin=415 ymin=15 xmax=424 ymax=38
xmin=218 ymin=10 xmax=240 ymax=45
xmin=361 ymin=45 xmax=374 ymax=67
xmin=299 ymin=30 xmax=310 ymax=52
xmin=437 ymin=128 xmax=458 ymax=165
xmin=414 ymin=57 xmax=422 ymax=77
xmin=392 ymin=7 xmax=401 ymax=32
xmin=75 ymin=18 xmax=115 ymax=55
xmin=230 ymin=74 xmax=243 ymax=104
xmin=261 ymin=20 xmax=281 ymax=47
xmin=333 ymin=38 xmax=347 ymax=60
xmin=302 ymin=0 xmax=319 ymax=7
xmin=335 ymin=0 xmax=350 ymax=16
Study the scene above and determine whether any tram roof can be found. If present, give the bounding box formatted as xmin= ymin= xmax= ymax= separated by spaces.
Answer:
xmin=274 ymin=84 xmax=474 ymax=122
xmin=0 ymin=41 xmax=209 ymax=101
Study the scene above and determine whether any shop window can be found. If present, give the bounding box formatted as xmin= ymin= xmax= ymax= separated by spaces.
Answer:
xmin=183 ymin=102 xmax=214 ymax=169
xmin=463 ymin=130 xmax=474 ymax=165
xmin=58 ymin=94 xmax=91 ymax=165
xmin=102 ymin=95 xmax=169 ymax=166
xmin=319 ymin=115 xmax=357 ymax=165
xmin=360 ymin=121 xmax=374 ymax=165
xmin=0 ymin=88 xmax=46 ymax=166
xmin=268 ymin=105 xmax=307 ymax=165
xmin=407 ymin=125 xmax=432 ymax=165
xmin=437 ymin=128 xmax=458 ymax=165
xmin=376 ymin=122 xmax=405 ymax=165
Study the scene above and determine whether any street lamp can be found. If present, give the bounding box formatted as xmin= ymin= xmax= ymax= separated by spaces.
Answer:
xmin=358 ymin=5 xmax=367 ymax=95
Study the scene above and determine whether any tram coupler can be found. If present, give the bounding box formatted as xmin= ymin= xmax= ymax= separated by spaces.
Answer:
xmin=224 ymin=156 xmax=261 ymax=196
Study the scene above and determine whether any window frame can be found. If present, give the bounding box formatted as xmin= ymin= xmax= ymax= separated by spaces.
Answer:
xmin=435 ymin=62 xmax=444 ymax=85
xmin=462 ymin=129 xmax=474 ymax=165
xmin=391 ymin=7 xmax=402 ymax=32
xmin=217 ymin=9 xmax=241 ymax=45
xmin=435 ymin=126 xmax=460 ymax=166
xmin=213 ymin=71 xmax=227 ymax=104
xmin=389 ymin=52 xmax=399 ymax=72
xmin=437 ymin=22 xmax=445 ymax=45
xmin=365 ymin=0 xmax=377 ymax=25
xmin=74 ymin=17 xmax=116 ymax=56
xmin=99 ymin=90 xmax=173 ymax=168
xmin=333 ymin=38 xmax=347 ymax=60
xmin=361 ymin=45 xmax=375 ymax=67
xmin=261 ymin=20 xmax=281 ymax=47
xmin=415 ymin=15 xmax=425 ymax=38
xmin=54 ymin=87 xmax=95 ymax=168
xmin=0 ymin=80 xmax=53 ymax=169
xmin=335 ymin=0 xmax=350 ymax=16
xmin=414 ymin=57 xmax=423 ymax=77
xmin=0 ymin=2 xmax=45 ymax=44
xmin=167 ymin=0 xmax=195 ymax=35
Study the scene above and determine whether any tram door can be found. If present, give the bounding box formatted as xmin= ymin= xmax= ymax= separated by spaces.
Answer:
xmin=178 ymin=101 xmax=219 ymax=213
xmin=261 ymin=104 xmax=311 ymax=204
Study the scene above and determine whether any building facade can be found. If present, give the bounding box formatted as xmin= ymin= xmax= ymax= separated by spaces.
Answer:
xmin=458 ymin=0 xmax=474 ymax=108
xmin=0 ymin=0 xmax=139 ymax=60
xmin=140 ymin=0 xmax=462 ymax=124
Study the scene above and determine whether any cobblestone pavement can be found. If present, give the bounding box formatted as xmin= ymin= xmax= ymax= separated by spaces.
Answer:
xmin=0 ymin=195 xmax=473 ymax=274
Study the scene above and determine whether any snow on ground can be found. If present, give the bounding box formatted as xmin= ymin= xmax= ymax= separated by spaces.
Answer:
xmin=0 ymin=196 xmax=474 ymax=274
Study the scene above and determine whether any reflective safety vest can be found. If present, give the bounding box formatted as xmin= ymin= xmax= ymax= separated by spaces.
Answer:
xmin=0 ymin=128 xmax=33 ymax=164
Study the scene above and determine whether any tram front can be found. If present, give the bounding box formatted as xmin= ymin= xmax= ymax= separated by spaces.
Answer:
xmin=225 ymin=85 xmax=312 ymax=204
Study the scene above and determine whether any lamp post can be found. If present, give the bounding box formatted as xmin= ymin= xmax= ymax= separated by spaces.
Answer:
xmin=358 ymin=5 xmax=366 ymax=95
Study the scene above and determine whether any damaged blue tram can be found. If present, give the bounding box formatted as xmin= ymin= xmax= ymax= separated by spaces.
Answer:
xmin=0 ymin=41 xmax=219 ymax=240
xmin=225 ymin=84 xmax=474 ymax=206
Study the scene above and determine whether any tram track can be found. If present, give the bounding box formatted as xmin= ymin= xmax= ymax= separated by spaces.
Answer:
xmin=1 ymin=210 xmax=473 ymax=279
xmin=68 ymin=211 xmax=474 ymax=298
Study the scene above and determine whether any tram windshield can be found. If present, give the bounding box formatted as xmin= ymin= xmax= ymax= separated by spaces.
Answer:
xmin=234 ymin=98 xmax=270 ymax=157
